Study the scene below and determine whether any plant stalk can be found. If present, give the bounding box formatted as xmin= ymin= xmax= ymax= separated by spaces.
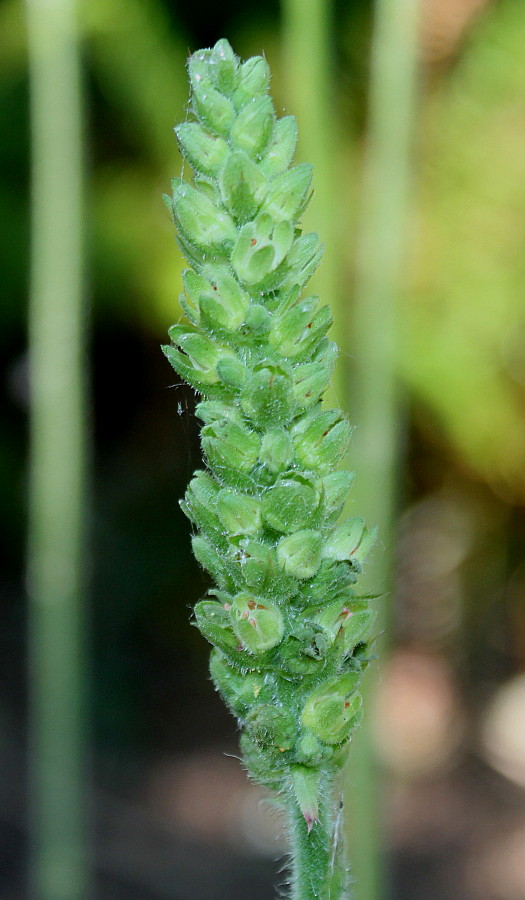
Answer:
xmin=286 ymin=772 xmax=348 ymax=900
xmin=347 ymin=1 xmax=420 ymax=898
xmin=25 ymin=0 xmax=90 ymax=897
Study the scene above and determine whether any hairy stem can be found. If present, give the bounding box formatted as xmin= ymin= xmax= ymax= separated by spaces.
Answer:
xmin=286 ymin=770 xmax=348 ymax=900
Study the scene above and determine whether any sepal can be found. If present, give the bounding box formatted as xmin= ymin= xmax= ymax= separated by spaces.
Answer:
xmin=261 ymin=473 xmax=319 ymax=533
xmin=171 ymin=179 xmax=237 ymax=256
xmin=217 ymin=489 xmax=262 ymax=535
xmin=262 ymin=164 xmax=313 ymax=223
xmin=208 ymin=39 xmax=239 ymax=95
xmin=219 ymin=151 xmax=268 ymax=222
xmin=194 ymin=599 xmax=238 ymax=651
xmin=240 ymin=364 xmax=295 ymax=427
xmin=258 ymin=428 xmax=295 ymax=473
xmin=201 ymin=419 xmax=261 ymax=484
xmin=175 ymin=122 xmax=229 ymax=178
xmin=230 ymin=95 xmax=274 ymax=158
xmin=259 ymin=116 xmax=298 ymax=178
xmin=232 ymin=56 xmax=271 ymax=110
xmin=276 ymin=530 xmax=323 ymax=579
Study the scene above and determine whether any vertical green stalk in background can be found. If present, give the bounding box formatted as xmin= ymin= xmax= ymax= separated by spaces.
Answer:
xmin=26 ymin=0 xmax=89 ymax=898
xmin=348 ymin=1 xmax=420 ymax=899
xmin=281 ymin=0 xmax=343 ymax=399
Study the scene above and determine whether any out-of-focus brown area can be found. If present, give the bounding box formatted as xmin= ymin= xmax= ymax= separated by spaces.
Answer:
xmin=1 ymin=0 xmax=524 ymax=897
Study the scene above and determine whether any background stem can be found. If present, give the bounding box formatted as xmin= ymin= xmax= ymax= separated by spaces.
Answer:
xmin=346 ymin=1 xmax=420 ymax=899
xmin=26 ymin=0 xmax=90 ymax=897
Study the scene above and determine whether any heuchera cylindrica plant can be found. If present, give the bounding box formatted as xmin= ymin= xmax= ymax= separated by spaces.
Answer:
xmin=163 ymin=39 xmax=377 ymax=900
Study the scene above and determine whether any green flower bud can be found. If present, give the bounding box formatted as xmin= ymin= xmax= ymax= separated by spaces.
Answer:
xmin=230 ymin=95 xmax=274 ymax=158
xmin=270 ymin=297 xmax=332 ymax=360
xmin=171 ymin=179 xmax=237 ymax=255
xmin=293 ymin=410 xmax=351 ymax=474
xmin=198 ymin=267 xmax=250 ymax=332
xmin=219 ymin=150 xmax=268 ymax=222
xmin=262 ymin=474 xmax=319 ymax=533
xmin=246 ymin=704 xmax=296 ymax=754
xmin=240 ymin=365 xmax=295 ymax=427
xmin=322 ymin=471 xmax=356 ymax=519
xmin=258 ymin=428 xmax=295 ymax=473
xmin=351 ymin=525 xmax=378 ymax=572
xmin=277 ymin=530 xmax=323 ymax=579
xmin=180 ymin=269 xmax=210 ymax=324
xmin=244 ymin=304 xmax=272 ymax=334
xmin=262 ymin=164 xmax=313 ymax=223
xmin=210 ymin=650 xmax=264 ymax=717
xmin=208 ymin=38 xmax=239 ymax=95
xmin=301 ymin=673 xmax=362 ymax=744
xmin=195 ymin=400 xmax=243 ymax=425
xmin=217 ymin=489 xmax=262 ymax=535
xmin=201 ymin=420 xmax=261 ymax=484
xmin=165 ymin=325 xmax=238 ymax=390
xmin=323 ymin=517 xmax=366 ymax=562
xmin=281 ymin=232 xmax=324 ymax=289
xmin=175 ymin=122 xmax=229 ymax=179
xmin=230 ymin=592 xmax=284 ymax=653
xmin=316 ymin=599 xmax=376 ymax=654
xmin=194 ymin=599 xmax=238 ymax=651
xmin=232 ymin=56 xmax=271 ymax=110
xmin=216 ymin=356 xmax=248 ymax=391
xmin=182 ymin=470 xmax=221 ymax=535
xmin=188 ymin=52 xmax=236 ymax=136
xmin=259 ymin=116 xmax=298 ymax=178
xmin=191 ymin=535 xmax=234 ymax=590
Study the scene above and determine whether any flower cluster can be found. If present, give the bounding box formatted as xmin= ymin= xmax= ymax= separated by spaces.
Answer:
xmin=164 ymin=38 xmax=376 ymax=834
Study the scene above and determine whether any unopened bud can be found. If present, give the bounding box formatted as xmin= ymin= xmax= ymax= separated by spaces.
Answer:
xmin=230 ymin=95 xmax=274 ymax=158
xmin=241 ymin=365 xmax=295 ymax=427
xmin=316 ymin=599 xmax=376 ymax=654
xmin=259 ymin=428 xmax=294 ymax=473
xmin=293 ymin=409 xmax=351 ymax=473
xmin=210 ymin=650 xmax=264 ymax=716
xmin=322 ymin=471 xmax=356 ymax=519
xmin=301 ymin=674 xmax=362 ymax=744
xmin=244 ymin=304 xmax=272 ymax=334
xmin=190 ymin=65 xmax=236 ymax=137
xmin=219 ymin=150 xmax=268 ymax=222
xmin=201 ymin=420 xmax=261 ymax=483
xmin=232 ymin=56 xmax=271 ymax=110
xmin=194 ymin=599 xmax=238 ymax=651
xmin=230 ymin=592 xmax=284 ymax=653
xmin=259 ymin=116 xmax=298 ymax=178
xmin=217 ymin=489 xmax=262 ymax=535
xmin=175 ymin=123 xmax=229 ymax=179
xmin=323 ymin=517 xmax=366 ymax=562
xmin=262 ymin=475 xmax=319 ymax=533
xmin=262 ymin=164 xmax=313 ymax=223
xmin=208 ymin=38 xmax=238 ymax=95
xmin=171 ymin=179 xmax=237 ymax=254
xmin=277 ymin=530 xmax=323 ymax=579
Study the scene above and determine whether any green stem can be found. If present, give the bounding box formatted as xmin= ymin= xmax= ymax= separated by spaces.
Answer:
xmin=25 ymin=0 xmax=90 ymax=897
xmin=287 ymin=772 xmax=348 ymax=900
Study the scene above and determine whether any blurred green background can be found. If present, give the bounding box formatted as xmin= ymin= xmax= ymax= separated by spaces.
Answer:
xmin=2 ymin=0 xmax=525 ymax=897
